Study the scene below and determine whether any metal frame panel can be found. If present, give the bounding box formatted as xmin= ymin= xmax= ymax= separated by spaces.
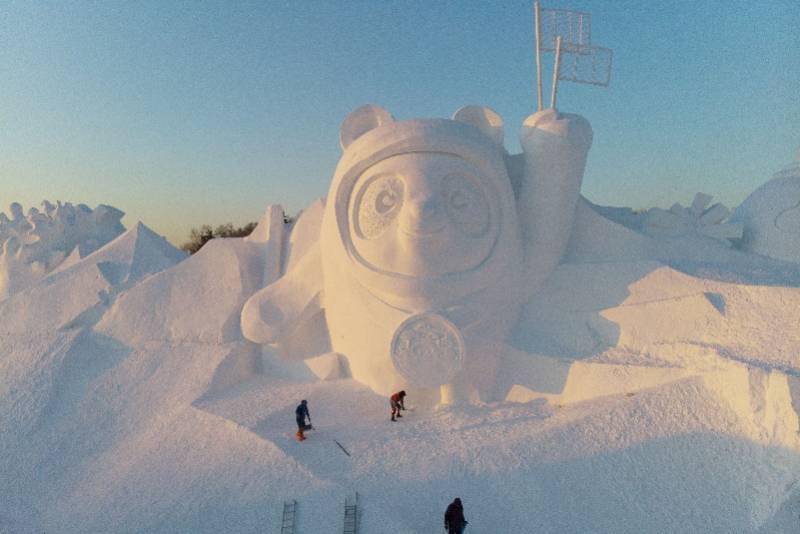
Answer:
xmin=558 ymin=45 xmax=613 ymax=87
xmin=540 ymin=7 xmax=592 ymax=53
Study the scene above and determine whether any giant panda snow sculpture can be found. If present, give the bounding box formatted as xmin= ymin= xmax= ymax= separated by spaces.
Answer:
xmin=242 ymin=105 xmax=592 ymax=403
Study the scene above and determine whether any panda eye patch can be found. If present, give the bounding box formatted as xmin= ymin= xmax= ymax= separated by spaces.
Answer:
xmin=449 ymin=191 xmax=469 ymax=210
xmin=442 ymin=173 xmax=489 ymax=237
xmin=354 ymin=174 xmax=404 ymax=239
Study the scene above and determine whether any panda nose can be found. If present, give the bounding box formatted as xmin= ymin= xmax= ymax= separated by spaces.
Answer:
xmin=410 ymin=197 xmax=441 ymax=220
xmin=402 ymin=197 xmax=446 ymax=235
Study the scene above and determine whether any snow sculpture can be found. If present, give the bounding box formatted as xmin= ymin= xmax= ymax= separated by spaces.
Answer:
xmin=732 ymin=149 xmax=800 ymax=263
xmin=641 ymin=193 xmax=743 ymax=245
xmin=0 ymin=201 xmax=125 ymax=299
xmin=242 ymin=105 xmax=592 ymax=402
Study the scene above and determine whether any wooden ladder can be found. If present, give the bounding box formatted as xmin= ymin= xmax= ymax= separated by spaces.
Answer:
xmin=280 ymin=500 xmax=297 ymax=534
xmin=342 ymin=492 xmax=359 ymax=534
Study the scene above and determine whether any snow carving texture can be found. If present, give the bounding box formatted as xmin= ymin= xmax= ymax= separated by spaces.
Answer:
xmin=642 ymin=193 xmax=743 ymax=245
xmin=0 ymin=201 xmax=125 ymax=299
xmin=732 ymin=150 xmax=800 ymax=263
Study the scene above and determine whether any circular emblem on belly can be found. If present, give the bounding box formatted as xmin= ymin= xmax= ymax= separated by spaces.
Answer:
xmin=390 ymin=313 xmax=465 ymax=388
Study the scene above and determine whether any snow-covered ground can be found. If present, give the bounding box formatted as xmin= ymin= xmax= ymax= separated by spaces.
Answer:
xmin=5 ymin=138 xmax=800 ymax=534
xmin=1 ymin=197 xmax=799 ymax=533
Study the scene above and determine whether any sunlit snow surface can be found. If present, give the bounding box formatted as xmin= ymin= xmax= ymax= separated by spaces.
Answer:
xmin=1 ymin=199 xmax=799 ymax=533
xmin=3 ymin=147 xmax=800 ymax=532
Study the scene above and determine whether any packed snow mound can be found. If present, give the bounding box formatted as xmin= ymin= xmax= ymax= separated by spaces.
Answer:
xmin=0 ymin=221 xmax=185 ymax=336
xmin=641 ymin=192 xmax=742 ymax=244
xmin=515 ymin=261 xmax=800 ymax=370
xmin=732 ymin=150 xmax=800 ymax=263
xmin=0 ymin=221 xmax=187 ymax=532
xmin=0 ymin=201 xmax=125 ymax=300
xmin=98 ymin=236 xmax=266 ymax=345
xmin=567 ymin=198 xmax=800 ymax=286
xmin=0 ymin=220 xmax=185 ymax=445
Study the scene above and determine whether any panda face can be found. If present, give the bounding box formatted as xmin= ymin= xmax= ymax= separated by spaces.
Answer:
xmin=347 ymin=152 xmax=499 ymax=277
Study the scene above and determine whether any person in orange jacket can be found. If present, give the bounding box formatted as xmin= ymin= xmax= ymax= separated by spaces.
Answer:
xmin=390 ymin=390 xmax=406 ymax=422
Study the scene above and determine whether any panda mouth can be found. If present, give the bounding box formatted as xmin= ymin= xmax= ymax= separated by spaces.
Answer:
xmin=400 ymin=227 xmax=445 ymax=238
xmin=399 ymin=221 xmax=447 ymax=238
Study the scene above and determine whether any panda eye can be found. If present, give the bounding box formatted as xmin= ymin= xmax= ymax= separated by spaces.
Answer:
xmin=449 ymin=191 xmax=469 ymax=210
xmin=375 ymin=189 xmax=398 ymax=214
xmin=354 ymin=174 xmax=404 ymax=239
xmin=442 ymin=173 xmax=489 ymax=237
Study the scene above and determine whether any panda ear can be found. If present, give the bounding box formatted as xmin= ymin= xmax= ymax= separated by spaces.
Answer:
xmin=452 ymin=106 xmax=504 ymax=147
xmin=340 ymin=105 xmax=394 ymax=150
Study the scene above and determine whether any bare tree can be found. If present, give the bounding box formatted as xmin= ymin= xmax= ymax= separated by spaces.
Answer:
xmin=181 ymin=222 xmax=257 ymax=254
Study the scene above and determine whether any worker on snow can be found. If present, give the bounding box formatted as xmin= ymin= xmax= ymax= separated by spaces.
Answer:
xmin=295 ymin=399 xmax=311 ymax=441
xmin=444 ymin=498 xmax=468 ymax=534
xmin=390 ymin=390 xmax=406 ymax=422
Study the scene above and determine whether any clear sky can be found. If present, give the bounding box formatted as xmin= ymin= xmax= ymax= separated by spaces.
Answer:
xmin=2 ymin=0 xmax=798 ymax=246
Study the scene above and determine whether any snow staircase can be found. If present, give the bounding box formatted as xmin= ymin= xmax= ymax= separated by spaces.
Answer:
xmin=342 ymin=492 xmax=359 ymax=534
xmin=280 ymin=500 xmax=297 ymax=534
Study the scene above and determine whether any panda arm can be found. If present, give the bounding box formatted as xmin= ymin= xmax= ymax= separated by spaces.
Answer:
xmin=517 ymin=109 xmax=593 ymax=294
xmin=241 ymin=244 xmax=324 ymax=349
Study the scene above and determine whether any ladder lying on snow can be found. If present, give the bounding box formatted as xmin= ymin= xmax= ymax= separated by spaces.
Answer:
xmin=343 ymin=492 xmax=359 ymax=534
xmin=280 ymin=500 xmax=297 ymax=534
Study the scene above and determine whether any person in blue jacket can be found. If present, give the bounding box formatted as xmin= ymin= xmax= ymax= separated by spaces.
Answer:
xmin=295 ymin=400 xmax=311 ymax=441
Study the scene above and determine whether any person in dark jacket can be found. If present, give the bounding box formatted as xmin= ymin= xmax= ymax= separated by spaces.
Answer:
xmin=295 ymin=400 xmax=311 ymax=441
xmin=390 ymin=390 xmax=406 ymax=421
xmin=444 ymin=498 xmax=468 ymax=534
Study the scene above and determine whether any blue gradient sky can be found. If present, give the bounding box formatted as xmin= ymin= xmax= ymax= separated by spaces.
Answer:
xmin=2 ymin=0 xmax=798 ymax=246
